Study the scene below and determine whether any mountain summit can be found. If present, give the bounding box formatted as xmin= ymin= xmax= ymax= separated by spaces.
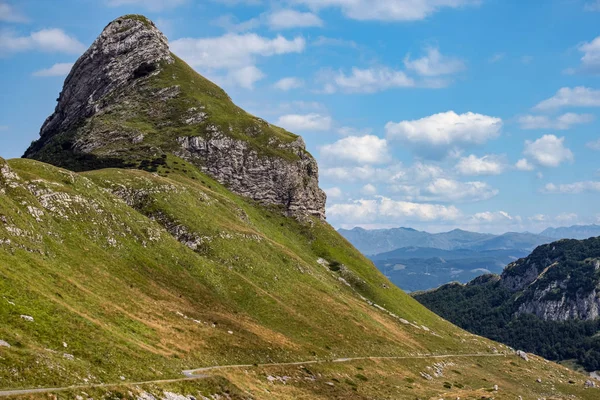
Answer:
xmin=24 ymin=15 xmax=326 ymax=219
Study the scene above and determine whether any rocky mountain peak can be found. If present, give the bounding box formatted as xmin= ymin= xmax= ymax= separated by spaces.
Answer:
xmin=27 ymin=15 xmax=172 ymax=151
xmin=23 ymin=15 xmax=326 ymax=220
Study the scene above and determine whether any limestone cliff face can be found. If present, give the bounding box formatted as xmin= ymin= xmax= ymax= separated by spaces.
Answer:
xmin=23 ymin=15 xmax=326 ymax=219
xmin=177 ymin=132 xmax=325 ymax=219
xmin=500 ymin=239 xmax=600 ymax=321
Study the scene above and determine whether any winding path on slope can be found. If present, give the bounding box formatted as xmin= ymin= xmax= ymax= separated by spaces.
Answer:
xmin=0 ymin=353 xmax=507 ymax=398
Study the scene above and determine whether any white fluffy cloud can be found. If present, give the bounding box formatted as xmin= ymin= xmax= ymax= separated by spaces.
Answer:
xmin=385 ymin=111 xmax=502 ymax=157
xmin=106 ymin=0 xmax=187 ymax=11
xmin=320 ymin=135 xmax=390 ymax=164
xmin=328 ymin=197 xmax=461 ymax=225
xmin=404 ymin=47 xmax=465 ymax=76
xmin=515 ymin=158 xmax=535 ymax=171
xmin=0 ymin=29 xmax=85 ymax=54
xmin=170 ymin=33 xmax=304 ymax=88
xmin=361 ymin=184 xmax=377 ymax=195
xmin=533 ymin=87 xmax=600 ymax=110
xmin=321 ymin=165 xmax=400 ymax=182
xmin=543 ymin=181 xmax=600 ymax=194
xmin=578 ymin=36 xmax=600 ymax=74
xmin=266 ymin=9 xmax=323 ymax=29
xmin=523 ymin=135 xmax=574 ymax=168
xmin=228 ymin=65 xmax=265 ymax=88
xmin=171 ymin=33 xmax=305 ymax=69
xmin=0 ymin=2 xmax=27 ymax=22
xmin=273 ymin=77 xmax=304 ymax=90
xmin=324 ymin=187 xmax=343 ymax=199
xmin=321 ymin=161 xmax=442 ymax=184
xmin=215 ymin=9 xmax=322 ymax=32
xmin=294 ymin=0 xmax=478 ymax=21
xmin=32 ymin=62 xmax=74 ymax=77
xmin=518 ymin=113 xmax=594 ymax=130
xmin=276 ymin=113 xmax=332 ymax=131
xmin=455 ymin=154 xmax=506 ymax=176
xmin=327 ymin=67 xmax=415 ymax=93
xmin=468 ymin=211 xmax=516 ymax=224
xmin=417 ymin=178 xmax=498 ymax=202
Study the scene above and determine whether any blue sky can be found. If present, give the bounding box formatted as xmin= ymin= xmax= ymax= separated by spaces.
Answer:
xmin=1 ymin=0 xmax=600 ymax=233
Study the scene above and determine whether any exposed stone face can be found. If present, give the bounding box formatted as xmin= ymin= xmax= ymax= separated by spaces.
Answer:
xmin=517 ymin=285 xmax=600 ymax=321
xmin=22 ymin=15 xmax=326 ymax=219
xmin=501 ymin=263 xmax=540 ymax=292
xmin=177 ymin=132 xmax=326 ymax=219
xmin=25 ymin=16 xmax=172 ymax=157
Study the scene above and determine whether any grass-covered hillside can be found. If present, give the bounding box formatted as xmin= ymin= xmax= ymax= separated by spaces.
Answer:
xmin=1 ymin=156 xmax=597 ymax=398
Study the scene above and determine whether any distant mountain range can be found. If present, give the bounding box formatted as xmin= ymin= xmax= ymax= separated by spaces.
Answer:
xmin=340 ymin=225 xmax=600 ymax=255
xmin=338 ymin=227 xmax=560 ymax=255
xmin=340 ymin=225 xmax=600 ymax=292
xmin=541 ymin=224 xmax=600 ymax=240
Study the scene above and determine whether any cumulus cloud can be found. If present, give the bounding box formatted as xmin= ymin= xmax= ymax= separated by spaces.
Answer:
xmin=293 ymin=0 xmax=479 ymax=22
xmin=321 ymin=165 xmax=402 ymax=183
xmin=171 ymin=33 xmax=305 ymax=69
xmin=518 ymin=113 xmax=594 ymax=130
xmin=321 ymin=161 xmax=443 ymax=184
xmin=515 ymin=158 xmax=535 ymax=171
xmin=577 ymin=35 xmax=600 ymax=74
xmin=416 ymin=178 xmax=498 ymax=202
xmin=468 ymin=211 xmax=515 ymax=224
xmin=266 ymin=9 xmax=323 ymax=29
xmin=32 ymin=62 xmax=74 ymax=77
xmin=324 ymin=187 xmax=343 ymax=199
xmin=404 ymin=47 xmax=465 ymax=76
xmin=533 ymin=87 xmax=600 ymax=111
xmin=106 ymin=0 xmax=187 ymax=11
xmin=326 ymin=67 xmax=415 ymax=93
xmin=543 ymin=181 xmax=600 ymax=194
xmin=215 ymin=9 xmax=322 ymax=32
xmin=361 ymin=184 xmax=377 ymax=195
xmin=328 ymin=197 xmax=461 ymax=225
xmin=455 ymin=154 xmax=506 ymax=176
xmin=0 ymin=29 xmax=85 ymax=54
xmin=385 ymin=111 xmax=502 ymax=157
xmin=0 ymin=2 xmax=27 ymax=22
xmin=273 ymin=77 xmax=303 ymax=90
xmin=228 ymin=65 xmax=265 ymax=88
xmin=320 ymin=135 xmax=390 ymax=164
xmin=523 ymin=135 xmax=574 ymax=168
xmin=276 ymin=113 xmax=332 ymax=131
xmin=170 ymin=33 xmax=305 ymax=88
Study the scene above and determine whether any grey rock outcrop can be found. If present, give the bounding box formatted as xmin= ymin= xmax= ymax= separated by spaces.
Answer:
xmin=517 ymin=286 xmax=600 ymax=321
xmin=23 ymin=15 xmax=326 ymax=219
xmin=25 ymin=15 xmax=172 ymax=156
xmin=177 ymin=132 xmax=325 ymax=219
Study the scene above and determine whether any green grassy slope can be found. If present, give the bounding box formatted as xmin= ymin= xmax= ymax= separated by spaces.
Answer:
xmin=0 ymin=158 xmax=597 ymax=398
xmin=0 ymin=156 xmax=472 ymax=389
